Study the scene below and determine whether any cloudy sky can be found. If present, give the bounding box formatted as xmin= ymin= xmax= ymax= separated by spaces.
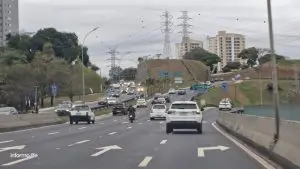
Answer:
xmin=20 ymin=0 xmax=300 ymax=76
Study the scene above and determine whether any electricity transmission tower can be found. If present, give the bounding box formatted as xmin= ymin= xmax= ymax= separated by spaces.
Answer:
xmin=107 ymin=48 xmax=120 ymax=81
xmin=178 ymin=10 xmax=192 ymax=39
xmin=161 ymin=11 xmax=173 ymax=59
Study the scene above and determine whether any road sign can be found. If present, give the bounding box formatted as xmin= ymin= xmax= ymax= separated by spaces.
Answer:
xmin=51 ymin=84 xmax=57 ymax=97
xmin=191 ymin=84 xmax=209 ymax=91
xmin=174 ymin=77 xmax=183 ymax=84
xmin=221 ymin=82 xmax=228 ymax=91
xmin=200 ymin=99 xmax=206 ymax=106
xmin=91 ymin=145 xmax=122 ymax=157
xmin=198 ymin=145 xmax=230 ymax=157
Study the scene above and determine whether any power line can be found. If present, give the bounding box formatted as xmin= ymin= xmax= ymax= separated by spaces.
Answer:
xmin=161 ymin=10 xmax=173 ymax=59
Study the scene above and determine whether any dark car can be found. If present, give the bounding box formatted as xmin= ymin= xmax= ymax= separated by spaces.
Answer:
xmin=177 ymin=88 xmax=186 ymax=95
xmin=112 ymin=103 xmax=127 ymax=116
xmin=98 ymin=100 xmax=108 ymax=108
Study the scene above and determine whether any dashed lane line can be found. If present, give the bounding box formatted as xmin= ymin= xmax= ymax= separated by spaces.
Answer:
xmin=48 ymin=132 xmax=60 ymax=135
xmin=67 ymin=140 xmax=90 ymax=147
xmin=0 ymin=140 xmax=14 ymax=144
xmin=108 ymin=132 xmax=117 ymax=135
xmin=138 ymin=156 xmax=153 ymax=167
xmin=78 ymin=127 xmax=86 ymax=130
xmin=160 ymin=140 xmax=167 ymax=144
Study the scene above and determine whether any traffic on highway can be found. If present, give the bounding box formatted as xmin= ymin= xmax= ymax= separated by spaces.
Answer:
xmin=0 ymin=81 xmax=276 ymax=169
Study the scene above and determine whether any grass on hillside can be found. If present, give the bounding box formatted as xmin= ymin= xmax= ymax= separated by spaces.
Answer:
xmin=197 ymin=80 xmax=299 ymax=106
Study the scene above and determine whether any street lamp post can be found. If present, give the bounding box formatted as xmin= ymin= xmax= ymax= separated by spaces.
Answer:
xmin=81 ymin=27 xmax=99 ymax=100
xmin=267 ymin=0 xmax=280 ymax=143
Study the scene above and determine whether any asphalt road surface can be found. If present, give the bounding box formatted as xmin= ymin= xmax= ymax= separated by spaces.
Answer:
xmin=0 ymin=90 xmax=269 ymax=169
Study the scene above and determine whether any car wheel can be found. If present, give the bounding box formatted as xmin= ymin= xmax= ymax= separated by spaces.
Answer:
xmin=150 ymin=117 xmax=154 ymax=121
xmin=166 ymin=124 xmax=173 ymax=134
xmin=92 ymin=120 xmax=95 ymax=124
xmin=87 ymin=120 xmax=91 ymax=124
xmin=197 ymin=123 xmax=203 ymax=134
xmin=69 ymin=118 xmax=73 ymax=124
xmin=75 ymin=121 xmax=78 ymax=124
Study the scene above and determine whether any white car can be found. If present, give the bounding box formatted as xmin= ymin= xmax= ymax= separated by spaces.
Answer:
xmin=152 ymin=97 xmax=166 ymax=104
xmin=0 ymin=107 xmax=18 ymax=115
xmin=136 ymin=99 xmax=147 ymax=108
xmin=69 ymin=104 xmax=95 ymax=124
xmin=107 ymin=97 xmax=117 ymax=106
xmin=168 ymin=88 xmax=176 ymax=94
xmin=219 ymin=98 xmax=233 ymax=111
xmin=150 ymin=104 xmax=167 ymax=120
xmin=166 ymin=101 xmax=203 ymax=134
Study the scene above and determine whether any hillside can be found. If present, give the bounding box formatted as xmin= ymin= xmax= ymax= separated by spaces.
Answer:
xmin=136 ymin=59 xmax=209 ymax=85
xmin=211 ymin=60 xmax=300 ymax=81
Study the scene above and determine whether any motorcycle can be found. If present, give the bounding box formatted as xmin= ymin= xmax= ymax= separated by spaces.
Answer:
xmin=128 ymin=112 xmax=135 ymax=123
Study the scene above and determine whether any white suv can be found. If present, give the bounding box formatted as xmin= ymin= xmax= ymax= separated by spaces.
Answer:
xmin=218 ymin=98 xmax=233 ymax=111
xmin=69 ymin=104 xmax=95 ymax=124
xmin=166 ymin=101 xmax=203 ymax=134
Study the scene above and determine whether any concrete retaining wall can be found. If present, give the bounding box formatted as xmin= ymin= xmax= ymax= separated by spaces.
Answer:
xmin=217 ymin=112 xmax=300 ymax=169
xmin=0 ymin=113 xmax=63 ymax=132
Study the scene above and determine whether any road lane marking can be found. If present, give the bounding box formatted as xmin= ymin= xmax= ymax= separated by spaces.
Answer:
xmin=1 ymin=155 xmax=37 ymax=166
xmin=91 ymin=145 xmax=122 ymax=157
xmin=56 ymin=148 xmax=60 ymax=150
xmin=78 ymin=127 xmax=86 ymax=130
xmin=127 ymin=127 xmax=132 ymax=129
xmin=147 ymin=120 xmax=150 ymax=122
xmin=203 ymin=121 xmax=208 ymax=124
xmin=48 ymin=132 xmax=60 ymax=135
xmin=122 ymin=121 xmax=129 ymax=124
xmin=31 ymin=136 xmax=35 ymax=138
xmin=113 ymin=120 xmax=117 ymax=122
xmin=68 ymin=140 xmax=90 ymax=147
xmin=99 ymin=136 xmax=102 ymax=138
xmin=138 ymin=122 xmax=143 ymax=124
xmin=160 ymin=140 xmax=167 ymax=144
xmin=0 ymin=140 xmax=13 ymax=144
xmin=138 ymin=156 xmax=153 ymax=167
xmin=0 ymin=123 xmax=66 ymax=135
xmin=108 ymin=132 xmax=117 ymax=135
xmin=0 ymin=145 xmax=26 ymax=152
xmin=212 ymin=122 xmax=276 ymax=169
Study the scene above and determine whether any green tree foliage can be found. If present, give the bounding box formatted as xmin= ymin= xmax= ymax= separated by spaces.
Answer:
xmin=259 ymin=53 xmax=286 ymax=64
xmin=238 ymin=47 xmax=258 ymax=67
xmin=0 ymin=49 xmax=27 ymax=66
xmin=184 ymin=48 xmax=220 ymax=70
xmin=120 ymin=67 xmax=137 ymax=81
xmin=90 ymin=64 xmax=100 ymax=71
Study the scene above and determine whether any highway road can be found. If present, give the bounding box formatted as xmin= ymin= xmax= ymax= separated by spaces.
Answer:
xmin=0 ymin=90 xmax=271 ymax=169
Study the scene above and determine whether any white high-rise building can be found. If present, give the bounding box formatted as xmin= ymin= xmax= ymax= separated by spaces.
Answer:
xmin=0 ymin=0 xmax=19 ymax=46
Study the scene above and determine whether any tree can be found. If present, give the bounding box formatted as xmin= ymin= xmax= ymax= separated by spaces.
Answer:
xmin=224 ymin=62 xmax=241 ymax=70
xmin=120 ymin=67 xmax=137 ymax=81
xmin=138 ymin=57 xmax=144 ymax=63
xmin=184 ymin=48 xmax=220 ymax=70
xmin=238 ymin=47 xmax=258 ymax=67
xmin=90 ymin=64 xmax=99 ymax=71
xmin=0 ymin=49 xmax=27 ymax=66
xmin=259 ymin=53 xmax=286 ymax=64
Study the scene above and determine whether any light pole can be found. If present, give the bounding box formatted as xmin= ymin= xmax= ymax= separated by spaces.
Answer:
xmin=81 ymin=27 xmax=99 ymax=100
xmin=267 ymin=0 xmax=280 ymax=142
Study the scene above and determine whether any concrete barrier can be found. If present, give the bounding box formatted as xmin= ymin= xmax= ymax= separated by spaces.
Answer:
xmin=217 ymin=112 xmax=300 ymax=169
xmin=0 ymin=113 xmax=64 ymax=132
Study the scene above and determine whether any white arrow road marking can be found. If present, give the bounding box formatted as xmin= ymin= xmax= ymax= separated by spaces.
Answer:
xmin=138 ymin=122 xmax=143 ymax=124
xmin=160 ymin=140 xmax=167 ymax=145
xmin=197 ymin=145 xmax=230 ymax=157
xmin=127 ymin=126 xmax=132 ymax=129
xmin=108 ymin=132 xmax=117 ymax=135
xmin=138 ymin=156 xmax=153 ymax=167
xmin=68 ymin=140 xmax=90 ymax=147
xmin=0 ymin=145 xmax=26 ymax=152
xmin=0 ymin=140 xmax=13 ymax=144
xmin=91 ymin=145 xmax=122 ymax=157
xmin=113 ymin=120 xmax=117 ymax=122
xmin=212 ymin=122 xmax=276 ymax=169
xmin=122 ymin=121 xmax=129 ymax=124
xmin=48 ymin=132 xmax=59 ymax=135
xmin=78 ymin=127 xmax=86 ymax=130
xmin=1 ymin=155 xmax=37 ymax=166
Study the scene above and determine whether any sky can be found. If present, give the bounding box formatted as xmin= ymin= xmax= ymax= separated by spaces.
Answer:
xmin=20 ymin=0 xmax=300 ymax=76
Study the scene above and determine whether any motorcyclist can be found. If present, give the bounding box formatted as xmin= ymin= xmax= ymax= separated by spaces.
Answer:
xmin=127 ymin=105 xmax=136 ymax=119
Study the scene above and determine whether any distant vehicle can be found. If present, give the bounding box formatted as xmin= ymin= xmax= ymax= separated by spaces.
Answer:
xmin=150 ymin=104 xmax=167 ymax=120
xmin=152 ymin=97 xmax=166 ymax=104
xmin=112 ymin=93 xmax=120 ymax=98
xmin=69 ymin=104 xmax=95 ymax=124
xmin=112 ymin=103 xmax=127 ymax=116
xmin=168 ymin=88 xmax=176 ymax=94
xmin=177 ymin=88 xmax=186 ymax=95
xmin=127 ymin=90 xmax=135 ymax=95
xmin=0 ymin=107 xmax=18 ymax=115
xmin=98 ymin=98 xmax=108 ymax=108
xmin=62 ymin=100 xmax=72 ymax=107
xmin=55 ymin=104 xmax=71 ymax=116
xmin=107 ymin=97 xmax=117 ymax=106
xmin=219 ymin=98 xmax=233 ymax=111
xmin=154 ymin=93 xmax=162 ymax=100
xmin=136 ymin=99 xmax=147 ymax=108
xmin=164 ymin=95 xmax=171 ymax=103
xmin=166 ymin=101 xmax=203 ymax=134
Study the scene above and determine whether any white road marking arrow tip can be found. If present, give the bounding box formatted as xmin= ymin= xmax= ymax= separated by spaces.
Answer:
xmin=219 ymin=145 xmax=230 ymax=151
xmin=91 ymin=145 xmax=122 ymax=157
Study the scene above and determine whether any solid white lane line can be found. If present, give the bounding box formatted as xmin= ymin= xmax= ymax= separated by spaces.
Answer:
xmin=160 ymin=140 xmax=167 ymax=144
xmin=48 ymin=132 xmax=60 ymax=135
xmin=108 ymin=132 xmax=117 ymax=135
xmin=78 ymin=127 xmax=86 ymax=130
xmin=68 ymin=140 xmax=90 ymax=147
xmin=138 ymin=156 xmax=153 ymax=167
xmin=1 ymin=156 xmax=37 ymax=166
xmin=0 ymin=140 xmax=13 ymax=144
xmin=127 ymin=126 xmax=132 ymax=129
xmin=212 ymin=122 xmax=276 ymax=169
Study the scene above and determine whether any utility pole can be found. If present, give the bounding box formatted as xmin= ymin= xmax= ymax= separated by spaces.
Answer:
xmin=267 ymin=0 xmax=280 ymax=143
xmin=34 ymin=82 xmax=38 ymax=114
xmin=178 ymin=10 xmax=192 ymax=58
xmin=294 ymin=65 xmax=299 ymax=93
xmin=161 ymin=11 xmax=173 ymax=59
xmin=107 ymin=49 xmax=120 ymax=82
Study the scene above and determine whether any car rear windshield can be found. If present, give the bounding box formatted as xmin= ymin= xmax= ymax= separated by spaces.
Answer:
xmin=153 ymin=105 xmax=166 ymax=109
xmin=171 ymin=103 xmax=197 ymax=109
xmin=115 ymin=104 xmax=124 ymax=108
xmin=72 ymin=106 xmax=89 ymax=111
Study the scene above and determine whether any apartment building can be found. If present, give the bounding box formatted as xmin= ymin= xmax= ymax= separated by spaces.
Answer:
xmin=207 ymin=31 xmax=246 ymax=67
xmin=176 ymin=37 xmax=203 ymax=59
xmin=0 ymin=0 xmax=19 ymax=46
